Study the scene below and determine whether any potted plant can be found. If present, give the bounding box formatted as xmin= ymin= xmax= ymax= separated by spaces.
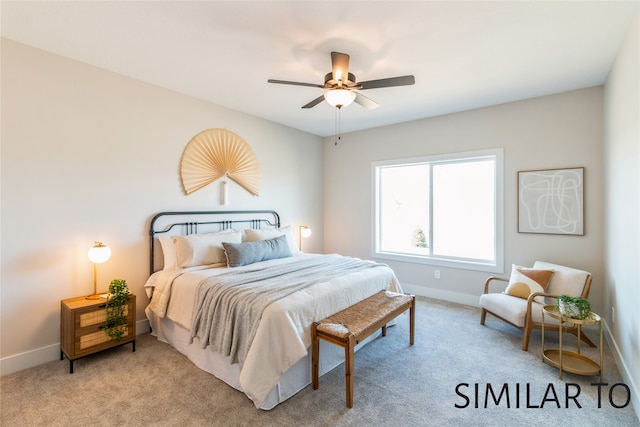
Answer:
xmin=104 ymin=279 xmax=130 ymax=341
xmin=556 ymin=295 xmax=592 ymax=320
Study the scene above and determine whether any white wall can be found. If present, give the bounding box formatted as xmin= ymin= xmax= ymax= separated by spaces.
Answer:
xmin=603 ymin=9 xmax=640 ymax=419
xmin=0 ymin=39 xmax=324 ymax=374
xmin=324 ymin=86 xmax=605 ymax=309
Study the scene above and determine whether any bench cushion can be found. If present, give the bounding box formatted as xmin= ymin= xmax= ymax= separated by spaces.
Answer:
xmin=316 ymin=290 xmax=413 ymax=341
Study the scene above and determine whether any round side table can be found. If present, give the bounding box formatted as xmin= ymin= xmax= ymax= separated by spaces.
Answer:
xmin=541 ymin=305 xmax=602 ymax=381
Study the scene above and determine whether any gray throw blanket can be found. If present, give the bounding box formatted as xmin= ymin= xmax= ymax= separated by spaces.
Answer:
xmin=190 ymin=254 xmax=386 ymax=366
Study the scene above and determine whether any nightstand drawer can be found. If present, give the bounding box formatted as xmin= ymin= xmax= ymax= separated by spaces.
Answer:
xmin=79 ymin=326 xmax=132 ymax=351
xmin=77 ymin=305 xmax=129 ymax=329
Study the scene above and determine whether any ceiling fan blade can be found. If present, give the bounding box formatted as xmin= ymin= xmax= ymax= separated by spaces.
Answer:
xmin=268 ymin=79 xmax=324 ymax=88
xmin=354 ymin=92 xmax=380 ymax=110
xmin=331 ymin=52 xmax=350 ymax=83
xmin=302 ymin=95 xmax=325 ymax=109
xmin=359 ymin=75 xmax=415 ymax=90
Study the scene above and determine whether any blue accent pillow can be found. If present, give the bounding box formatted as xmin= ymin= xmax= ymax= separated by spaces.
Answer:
xmin=222 ymin=235 xmax=292 ymax=267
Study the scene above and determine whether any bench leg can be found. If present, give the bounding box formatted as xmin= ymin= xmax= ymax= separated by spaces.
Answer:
xmin=410 ymin=297 xmax=415 ymax=346
xmin=345 ymin=334 xmax=355 ymax=408
xmin=311 ymin=323 xmax=319 ymax=390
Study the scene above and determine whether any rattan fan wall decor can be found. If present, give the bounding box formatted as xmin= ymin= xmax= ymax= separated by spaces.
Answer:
xmin=180 ymin=129 xmax=260 ymax=200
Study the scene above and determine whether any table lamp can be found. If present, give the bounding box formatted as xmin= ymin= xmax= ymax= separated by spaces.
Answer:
xmin=87 ymin=241 xmax=111 ymax=299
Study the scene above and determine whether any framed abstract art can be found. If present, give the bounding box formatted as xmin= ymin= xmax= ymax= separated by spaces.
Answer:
xmin=518 ymin=167 xmax=584 ymax=235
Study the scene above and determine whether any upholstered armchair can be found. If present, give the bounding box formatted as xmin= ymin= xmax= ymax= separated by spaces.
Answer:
xmin=479 ymin=261 xmax=594 ymax=351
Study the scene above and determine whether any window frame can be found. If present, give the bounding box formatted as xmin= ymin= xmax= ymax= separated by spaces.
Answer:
xmin=371 ymin=148 xmax=504 ymax=274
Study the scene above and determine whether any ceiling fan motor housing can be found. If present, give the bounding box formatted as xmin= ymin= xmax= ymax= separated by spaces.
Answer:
xmin=324 ymin=72 xmax=358 ymax=88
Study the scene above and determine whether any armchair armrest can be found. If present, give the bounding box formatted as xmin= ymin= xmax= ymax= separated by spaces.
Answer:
xmin=524 ymin=291 xmax=562 ymax=320
xmin=526 ymin=291 xmax=561 ymax=305
xmin=483 ymin=276 xmax=509 ymax=294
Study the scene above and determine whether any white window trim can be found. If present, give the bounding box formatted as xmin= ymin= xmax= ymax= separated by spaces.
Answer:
xmin=371 ymin=148 xmax=504 ymax=274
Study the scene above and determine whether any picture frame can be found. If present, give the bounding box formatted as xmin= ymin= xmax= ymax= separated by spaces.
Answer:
xmin=518 ymin=167 xmax=584 ymax=235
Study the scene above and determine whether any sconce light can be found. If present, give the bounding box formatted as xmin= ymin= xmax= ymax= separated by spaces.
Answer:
xmin=87 ymin=241 xmax=111 ymax=299
xmin=299 ymin=226 xmax=312 ymax=252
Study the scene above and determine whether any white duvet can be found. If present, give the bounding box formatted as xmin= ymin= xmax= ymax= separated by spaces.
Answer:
xmin=145 ymin=253 xmax=401 ymax=408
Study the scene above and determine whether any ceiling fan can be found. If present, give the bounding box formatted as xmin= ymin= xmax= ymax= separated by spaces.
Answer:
xmin=268 ymin=52 xmax=415 ymax=110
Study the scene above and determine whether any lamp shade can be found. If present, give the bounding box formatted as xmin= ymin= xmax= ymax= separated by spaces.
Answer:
xmin=324 ymin=89 xmax=356 ymax=108
xmin=88 ymin=242 xmax=111 ymax=264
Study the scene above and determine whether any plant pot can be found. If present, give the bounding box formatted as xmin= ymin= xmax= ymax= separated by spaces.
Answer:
xmin=558 ymin=300 xmax=588 ymax=319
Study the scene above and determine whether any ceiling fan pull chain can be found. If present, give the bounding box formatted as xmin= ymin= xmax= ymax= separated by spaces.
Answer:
xmin=335 ymin=106 xmax=343 ymax=146
xmin=333 ymin=108 xmax=340 ymax=145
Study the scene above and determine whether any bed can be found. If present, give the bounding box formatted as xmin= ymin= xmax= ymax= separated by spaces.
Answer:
xmin=144 ymin=210 xmax=402 ymax=409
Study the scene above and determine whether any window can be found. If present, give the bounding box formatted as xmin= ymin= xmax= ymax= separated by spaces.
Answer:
xmin=372 ymin=148 xmax=503 ymax=273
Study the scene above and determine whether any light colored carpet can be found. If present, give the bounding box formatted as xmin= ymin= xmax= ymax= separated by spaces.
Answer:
xmin=1 ymin=297 xmax=638 ymax=426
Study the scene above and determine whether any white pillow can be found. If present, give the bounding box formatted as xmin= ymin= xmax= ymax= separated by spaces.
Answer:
xmin=244 ymin=225 xmax=300 ymax=254
xmin=158 ymin=235 xmax=177 ymax=270
xmin=173 ymin=230 xmax=243 ymax=268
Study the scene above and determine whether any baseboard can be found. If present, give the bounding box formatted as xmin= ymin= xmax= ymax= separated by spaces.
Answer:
xmin=401 ymin=282 xmax=480 ymax=306
xmin=603 ymin=320 xmax=640 ymax=422
xmin=0 ymin=318 xmax=150 ymax=376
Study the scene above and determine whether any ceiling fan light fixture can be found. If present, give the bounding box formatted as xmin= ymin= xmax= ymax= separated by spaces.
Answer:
xmin=324 ymin=89 xmax=356 ymax=108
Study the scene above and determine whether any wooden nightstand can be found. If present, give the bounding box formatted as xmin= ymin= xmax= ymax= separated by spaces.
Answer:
xmin=60 ymin=293 xmax=136 ymax=373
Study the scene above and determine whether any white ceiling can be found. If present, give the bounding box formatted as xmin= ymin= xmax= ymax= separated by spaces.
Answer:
xmin=1 ymin=1 xmax=638 ymax=137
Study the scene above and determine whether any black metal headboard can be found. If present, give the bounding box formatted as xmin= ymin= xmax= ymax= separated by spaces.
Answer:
xmin=149 ymin=210 xmax=281 ymax=275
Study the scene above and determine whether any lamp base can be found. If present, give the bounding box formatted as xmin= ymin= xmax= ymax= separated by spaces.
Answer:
xmin=86 ymin=294 xmax=101 ymax=300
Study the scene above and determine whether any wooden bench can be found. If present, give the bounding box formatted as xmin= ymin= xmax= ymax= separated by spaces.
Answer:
xmin=311 ymin=290 xmax=415 ymax=408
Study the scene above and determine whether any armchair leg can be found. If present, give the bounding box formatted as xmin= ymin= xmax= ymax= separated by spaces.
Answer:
xmin=522 ymin=323 xmax=532 ymax=351
xmin=480 ymin=309 xmax=487 ymax=325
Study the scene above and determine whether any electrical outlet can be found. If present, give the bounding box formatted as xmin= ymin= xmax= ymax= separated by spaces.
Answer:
xmin=434 ymin=269 xmax=441 ymax=279
xmin=612 ymin=306 xmax=615 ymax=323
